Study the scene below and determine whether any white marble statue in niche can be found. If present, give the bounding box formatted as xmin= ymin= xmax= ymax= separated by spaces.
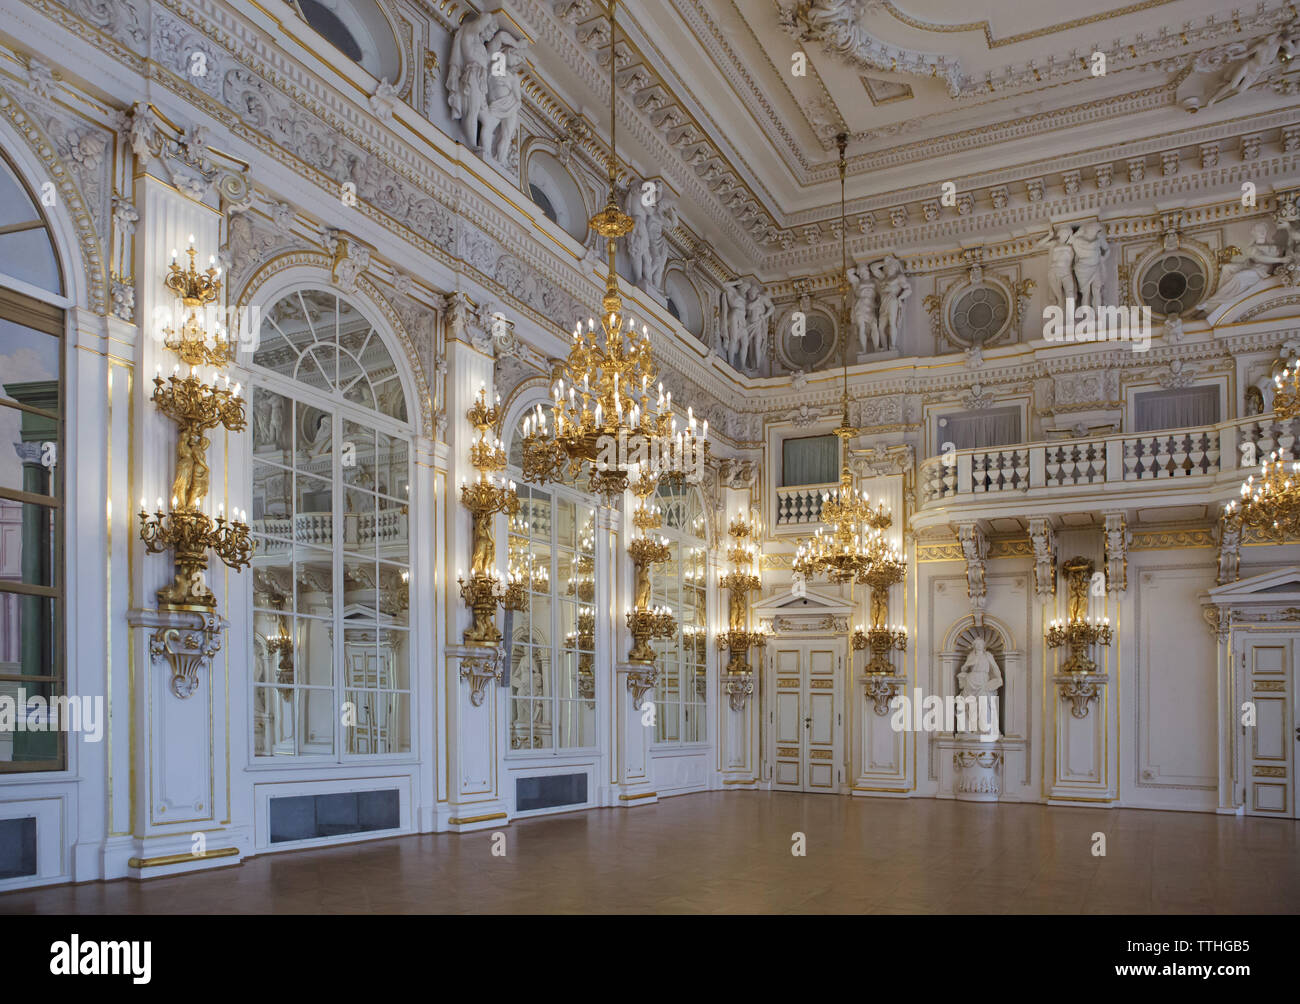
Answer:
xmin=625 ymin=180 xmax=678 ymax=292
xmin=957 ymin=636 xmax=1003 ymax=701
xmin=447 ymin=12 xmax=527 ymax=165
xmin=721 ymin=278 xmax=749 ymax=367
xmin=870 ymin=254 xmax=910 ymax=351
xmin=846 ymin=263 xmax=880 ymax=352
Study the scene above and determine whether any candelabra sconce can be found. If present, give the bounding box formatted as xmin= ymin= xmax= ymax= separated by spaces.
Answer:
xmin=718 ymin=512 xmax=765 ymax=698
xmin=138 ymin=499 xmax=255 ymax=607
xmin=853 ymin=622 xmax=909 ymax=676
xmin=137 ymin=240 xmax=253 ymax=699
xmin=567 ymin=606 xmax=597 ymax=701
xmin=1047 ymin=556 xmax=1111 ymax=718
xmin=627 ymin=470 xmax=676 ymax=664
xmin=626 ymin=603 xmax=676 ymax=664
xmin=1045 ymin=616 xmax=1112 ymax=675
xmin=459 ymin=385 xmax=521 ymax=645
xmin=265 ymin=612 xmax=295 ymax=700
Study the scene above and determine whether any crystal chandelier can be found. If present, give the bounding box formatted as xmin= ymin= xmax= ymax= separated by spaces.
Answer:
xmin=1272 ymin=357 xmax=1300 ymax=419
xmin=1222 ymin=354 xmax=1300 ymax=540
xmin=519 ymin=0 xmax=704 ymax=505
xmin=1223 ymin=452 xmax=1300 ymax=539
xmin=791 ymin=134 xmax=896 ymax=588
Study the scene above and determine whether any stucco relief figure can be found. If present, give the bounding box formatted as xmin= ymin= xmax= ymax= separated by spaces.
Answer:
xmin=447 ymin=12 xmax=499 ymax=153
xmin=721 ymin=279 xmax=751 ymax=368
xmin=625 ymin=181 xmax=679 ymax=291
xmin=482 ymin=31 xmax=527 ymax=164
xmin=870 ymin=254 xmax=910 ymax=350
xmin=625 ymin=184 xmax=655 ymax=289
xmin=745 ymin=280 xmax=774 ymax=369
xmin=1206 ymin=29 xmax=1295 ymax=107
xmin=1069 ymin=221 xmax=1110 ymax=310
xmin=957 ymin=637 xmax=1002 ymax=700
xmin=1036 ymin=224 xmax=1078 ymax=310
xmin=1200 ymin=224 xmax=1290 ymax=313
xmin=847 ymin=264 xmax=880 ymax=351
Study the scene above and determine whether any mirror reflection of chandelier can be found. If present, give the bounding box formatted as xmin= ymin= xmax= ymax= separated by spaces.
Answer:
xmin=520 ymin=0 xmax=704 ymax=504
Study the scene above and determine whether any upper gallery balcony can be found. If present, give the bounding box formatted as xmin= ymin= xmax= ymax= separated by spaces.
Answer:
xmin=910 ymin=414 xmax=1291 ymax=525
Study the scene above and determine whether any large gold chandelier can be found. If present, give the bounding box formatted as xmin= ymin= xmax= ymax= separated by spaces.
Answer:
xmin=1224 ymin=452 xmax=1300 ymax=539
xmin=791 ymin=134 xmax=898 ymax=588
xmin=520 ymin=0 xmax=703 ymax=504
xmin=1223 ymin=355 xmax=1300 ymax=540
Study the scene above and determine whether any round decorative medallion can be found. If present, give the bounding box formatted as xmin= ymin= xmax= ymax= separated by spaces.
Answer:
xmin=950 ymin=284 xmax=1010 ymax=345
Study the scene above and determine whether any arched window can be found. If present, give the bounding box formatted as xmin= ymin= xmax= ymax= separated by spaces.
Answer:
xmin=524 ymin=151 xmax=588 ymax=243
xmin=248 ymin=289 xmax=413 ymax=759
xmin=651 ymin=482 xmax=707 ymax=744
xmin=0 ymin=150 xmax=65 ymax=773
xmin=506 ymin=411 xmax=598 ymax=752
xmin=289 ymin=0 xmax=402 ymax=82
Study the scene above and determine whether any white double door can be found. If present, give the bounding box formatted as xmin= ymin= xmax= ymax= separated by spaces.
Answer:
xmin=769 ymin=641 xmax=844 ymax=792
xmin=1242 ymin=636 xmax=1300 ymax=817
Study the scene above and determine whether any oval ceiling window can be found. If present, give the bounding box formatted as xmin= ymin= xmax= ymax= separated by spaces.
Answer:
xmin=1139 ymin=253 xmax=1207 ymax=316
xmin=784 ymin=311 xmax=837 ymax=370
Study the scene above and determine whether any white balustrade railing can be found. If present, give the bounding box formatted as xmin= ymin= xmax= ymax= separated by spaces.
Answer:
xmin=252 ymin=507 xmax=409 ymax=552
xmin=774 ymin=482 xmax=836 ymax=527
xmin=918 ymin=415 xmax=1297 ymax=508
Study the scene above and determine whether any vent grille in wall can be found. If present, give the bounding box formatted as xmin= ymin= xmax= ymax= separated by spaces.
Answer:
xmin=0 ymin=817 xmax=37 ymax=879
xmin=269 ymin=789 xmax=400 ymax=843
xmin=516 ymin=773 xmax=588 ymax=811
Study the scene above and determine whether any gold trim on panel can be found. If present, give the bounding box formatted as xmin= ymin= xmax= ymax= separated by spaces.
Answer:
xmin=617 ymin=791 xmax=658 ymax=801
xmin=127 ymin=847 xmax=239 ymax=868
xmin=447 ymin=812 xmax=508 ymax=825
xmin=1253 ymin=766 xmax=1287 ymax=777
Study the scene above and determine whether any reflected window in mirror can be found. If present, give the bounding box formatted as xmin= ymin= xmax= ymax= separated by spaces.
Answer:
xmin=249 ymin=289 xmax=413 ymax=760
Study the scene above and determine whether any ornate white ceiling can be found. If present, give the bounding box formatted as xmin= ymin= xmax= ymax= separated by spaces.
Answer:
xmin=521 ymin=0 xmax=1300 ymax=273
